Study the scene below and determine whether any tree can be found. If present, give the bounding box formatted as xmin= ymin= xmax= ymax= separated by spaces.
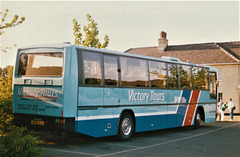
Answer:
xmin=0 ymin=66 xmax=14 ymax=135
xmin=0 ymin=66 xmax=43 ymax=155
xmin=0 ymin=9 xmax=25 ymax=53
xmin=73 ymin=14 xmax=109 ymax=48
xmin=168 ymin=64 xmax=178 ymax=88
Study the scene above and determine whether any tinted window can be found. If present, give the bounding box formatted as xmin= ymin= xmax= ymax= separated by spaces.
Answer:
xmin=210 ymin=72 xmax=217 ymax=99
xmin=82 ymin=52 xmax=102 ymax=85
xmin=179 ymin=65 xmax=192 ymax=89
xmin=192 ymin=67 xmax=209 ymax=90
xmin=18 ymin=53 xmax=63 ymax=77
xmin=167 ymin=64 xmax=178 ymax=89
xmin=103 ymin=55 xmax=118 ymax=86
xmin=204 ymin=68 xmax=209 ymax=90
xmin=149 ymin=61 xmax=167 ymax=88
xmin=121 ymin=57 xmax=148 ymax=87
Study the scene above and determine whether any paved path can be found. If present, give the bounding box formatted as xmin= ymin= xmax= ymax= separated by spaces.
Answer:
xmin=216 ymin=115 xmax=240 ymax=122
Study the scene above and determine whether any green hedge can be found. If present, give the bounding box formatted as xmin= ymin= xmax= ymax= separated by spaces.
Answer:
xmin=0 ymin=66 xmax=14 ymax=135
xmin=0 ymin=66 xmax=42 ymax=156
xmin=0 ymin=127 xmax=42 ymax=157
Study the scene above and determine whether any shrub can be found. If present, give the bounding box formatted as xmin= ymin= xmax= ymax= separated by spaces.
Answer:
xmin=0 ymin=99 xmax=14 ymax=136
xmin=0 ymin=66 xmax=42 ymax=156
xmin=0 ymin=66 xmax=14 ymax=135
xmin=0 ymin=127 xmax=42 ymax=157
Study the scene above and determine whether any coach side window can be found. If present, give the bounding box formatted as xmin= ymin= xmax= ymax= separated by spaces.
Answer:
xmin=167 ymin=64 xmax=178 ymax=89
xmin=103 ymin=55 xmax=118 ymax=86
xmin=149 ymin=61 xmax=167 ymax=88
xmin=192 ymin=67 xmax=201 ymax=89
xmin=179 ymin=65 xmax=192 ymax=89
xmin=82 ymin=51 xmax=102 ymax=85
xmin=121 ymin=57 xmax=148 ymax=87
xmin=201 ymin=68 xmax=209 ymax=90
xmin=192 ymin=67 xmax=209 ymax=90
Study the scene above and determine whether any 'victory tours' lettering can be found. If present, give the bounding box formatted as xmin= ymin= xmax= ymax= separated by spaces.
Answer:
xmin=18 ymin=88 xmax=59 ymax=98
xmin=128 ymin=90 xmax=165 ymax=102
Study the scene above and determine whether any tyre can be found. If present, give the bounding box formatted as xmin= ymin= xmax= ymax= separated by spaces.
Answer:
xmin=118 ymin=112 xmax=134 ymax=141
xmin=194 ymin=109 xmax=202 ymax=129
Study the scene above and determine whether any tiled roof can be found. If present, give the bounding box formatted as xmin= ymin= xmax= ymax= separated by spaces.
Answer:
xmin=125 ymin=41 xmax=240 ymax=64
xmin=217 ymin=42 xmax=240 ymax=60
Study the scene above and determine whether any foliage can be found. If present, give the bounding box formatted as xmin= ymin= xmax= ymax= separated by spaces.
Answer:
xmin=178 ymin=65 xmax=191 ymax=88
xmin=0 ymin=66 xmax=14 ymax=135
xmin=0 ymin=66 xmax=42 ymax=156
xmin=149 ymin=65 xmax=166 ymax=79
xmin=192 ymin=67 xmax=208 ymax=90
xmin=168 ymin=64 xmax=178 ymax=88
xmin=0 ymin=9 xmax=25 ymax=53
xmin=73 ymin=14 xmax=109 ymax=48
xmin=0 ymin=127 xmax=42 ymax=157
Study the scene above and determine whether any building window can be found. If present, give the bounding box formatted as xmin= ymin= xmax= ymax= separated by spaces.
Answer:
xmin=218 ymin=93 xmax=223 ymax=102
xmin=217 ymin=69 xmax=223 ymax=81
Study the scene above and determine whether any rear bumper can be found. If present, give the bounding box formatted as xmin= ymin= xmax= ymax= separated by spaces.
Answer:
xmin=13 ymin=113 xmax=75 ymax=132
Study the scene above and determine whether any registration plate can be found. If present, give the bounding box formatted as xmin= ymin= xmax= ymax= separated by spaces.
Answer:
xmin=31 ymin=120 xmax=44 ymax=126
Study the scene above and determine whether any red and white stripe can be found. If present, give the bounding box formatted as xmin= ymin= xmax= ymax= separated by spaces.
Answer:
xmin=183 ymin=90 xmax=201 ymax=126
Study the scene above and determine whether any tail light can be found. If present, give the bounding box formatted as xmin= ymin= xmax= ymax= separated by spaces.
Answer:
xmin=55 ymin=118 xmax=65 ymax=128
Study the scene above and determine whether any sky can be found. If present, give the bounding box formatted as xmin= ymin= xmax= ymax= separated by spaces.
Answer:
xmin=0 ymin=0 xmax=239 ymax=67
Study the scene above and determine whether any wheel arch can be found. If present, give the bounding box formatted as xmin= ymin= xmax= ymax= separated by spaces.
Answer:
xmin=117 ymin=109 xmax=136 ymax=134
xmin=197 ymin=106 xmax=205 ymax=122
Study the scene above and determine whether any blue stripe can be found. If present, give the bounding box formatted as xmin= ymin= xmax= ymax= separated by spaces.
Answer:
xmin=176 ymin=90 xmax=192 ymax=125
xmin=75 ymin=118 xmax=119 ymax=137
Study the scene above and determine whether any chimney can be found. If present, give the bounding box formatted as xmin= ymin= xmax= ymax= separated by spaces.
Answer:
xmin=158 ymin=31 xmax=168 ymax=52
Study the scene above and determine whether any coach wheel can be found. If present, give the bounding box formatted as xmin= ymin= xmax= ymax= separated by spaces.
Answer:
xmin=118 ymin=112 xmax=134 ymax=141
xmin=194 ymin=109 xmax=202 ymax=129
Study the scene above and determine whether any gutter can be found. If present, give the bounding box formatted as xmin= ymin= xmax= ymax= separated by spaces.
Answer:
xmin=206 ymin=62 xmax=240 ymax=66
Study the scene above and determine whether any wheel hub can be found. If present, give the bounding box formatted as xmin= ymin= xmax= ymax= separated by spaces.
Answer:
xmin=122 ymin=118 xmax=131 ymax=136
